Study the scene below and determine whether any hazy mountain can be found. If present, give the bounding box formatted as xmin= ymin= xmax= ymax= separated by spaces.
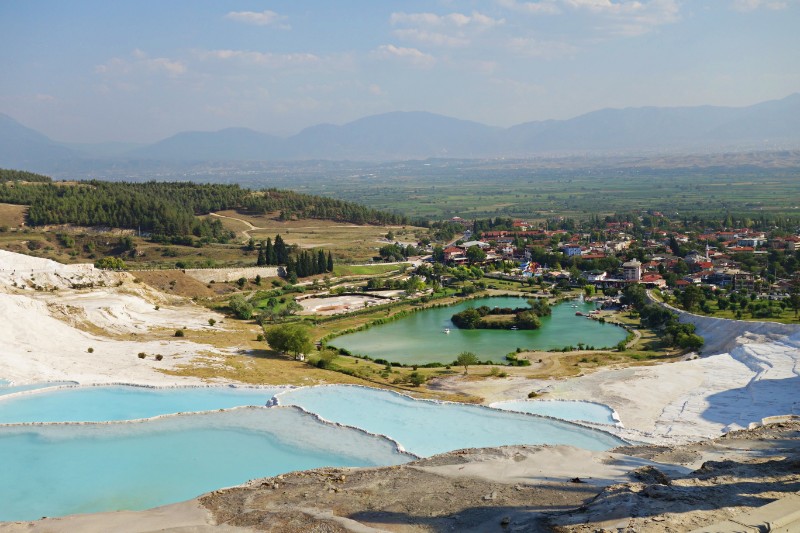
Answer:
xmin=61 ymin=141 xmax=147 ymax=158
xmin=286 ymin=111 xmax=502 ymax=159
xmin=0 ymin=113 xmax=82 ymax=171
xmin=2 ymin=94 xmax=799 ymax=170
xmin=505 ymin=93 xmax=800 ymax=154
xmin=128 ymin=127 xmax=284 ymax=161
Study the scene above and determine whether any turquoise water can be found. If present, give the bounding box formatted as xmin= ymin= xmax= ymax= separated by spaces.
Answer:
xmin=0 ymin=381 xmax=77 ymax=397
xmin=0 ymin=379 xmax=9 ymax=386
xmin=329 ymin=297 xmax=627 ymax=364
xmin=0 ymin=407 xmax=410 ymax=522
xmin=0 ymin=385 xmax=282 ymax=423
xmin=0 ymin=384 xmax=625 ymax=521
xmin=275 ymin=385 xmax=626 ymax=456
xmin=491 ymin=400 xmax=618 ymax=425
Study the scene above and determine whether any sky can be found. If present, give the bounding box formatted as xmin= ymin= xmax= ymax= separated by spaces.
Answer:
xmin=1 ymin=0 xmax=798 ymax=143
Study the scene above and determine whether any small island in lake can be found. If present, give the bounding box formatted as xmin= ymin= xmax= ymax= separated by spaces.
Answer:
xmin=451 ymin=298 xmax=551 ymax=330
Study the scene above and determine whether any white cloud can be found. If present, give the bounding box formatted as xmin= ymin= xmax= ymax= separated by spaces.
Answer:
xmin=496 ymin=0 xmax=562 ymax=15
xmin=390 ymin=10 xmax=504 ymax=48
xmin=372 ymin=45 xmax=436 ymax=68
xmin=390 ymin=11 xmax=505 ymax=28
xmin=95 ymin=50 xmax=187 ymax=78
xmin=731 ymin=0 xmax=787 ymax=11
xmin=497 ymin=0 xmax=681 ymax=36
xmin=393 ymin=28 xmax=470 ymax=47
xmin=507 ymin=37 xmax=579 ymax=58
xmin=224 ymin=10 xmax=290 ymax=29
xmin=199 ymin=49 xmax=319 ymax=68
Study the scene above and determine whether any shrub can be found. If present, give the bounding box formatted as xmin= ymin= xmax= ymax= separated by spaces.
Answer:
xmin=528 ymin=391 xmax=538 ymax=398
xmin=208 ymin=318 xmax=216 ymax=326
xmin=256 ymin=334 xmax=265 ymax=342
xmin=174 ymin=329 xmax=185 ymax=337
xmin=408 ymin=372 xmax=426 ymax=387
xmin=155 ymin=354 xmax=163 ymax=361
xmin=87 ymin=347 xmax=94 ymax=353
xmin=138 ymin=352 xmax=146 ymax=359
xmin=228 ymin=295 xmax=254 ymax=320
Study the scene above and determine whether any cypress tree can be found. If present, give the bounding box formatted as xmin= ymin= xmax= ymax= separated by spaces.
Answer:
xmin=256 ymin=244 xmax=266 ymax=266
xmin=274 ymin=235 xmax=288 ymax=264
xmin=317 ymin=250 xmax=326 ymax=275
xmin=327 ymin=251 xmax=334 ymax=272
xmin=265 ymin=238 xmax=276 ymax=265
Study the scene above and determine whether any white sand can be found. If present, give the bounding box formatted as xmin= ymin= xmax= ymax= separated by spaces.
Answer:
xmin=298 ymin=294 xmax=389 ymax=315
xmin=416 ymin=445 xmax=691 ymax=487
xmin=0 ymin=500 xmax=251 ymax=533
xmin=0 ymin=251 xmax=224 ymax=386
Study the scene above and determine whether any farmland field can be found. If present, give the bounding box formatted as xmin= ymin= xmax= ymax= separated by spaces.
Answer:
xmin=182 ymin=157 xmax=800 ymax=221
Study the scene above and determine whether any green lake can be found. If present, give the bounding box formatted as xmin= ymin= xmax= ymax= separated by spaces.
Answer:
xmin=329 ymin=297 xmax=628 ymax=364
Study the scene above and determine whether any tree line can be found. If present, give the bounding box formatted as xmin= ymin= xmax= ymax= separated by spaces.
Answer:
xmin=0 ymin=171 xmax=409 ymax=240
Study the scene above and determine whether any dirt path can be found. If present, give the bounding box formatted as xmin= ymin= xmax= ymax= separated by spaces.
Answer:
xmin=209 ymin=212 xmax=262 ymax=240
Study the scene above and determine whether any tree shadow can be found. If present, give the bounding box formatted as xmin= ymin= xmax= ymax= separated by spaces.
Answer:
xmin=236 ymin=348 xmax=289 ymax=360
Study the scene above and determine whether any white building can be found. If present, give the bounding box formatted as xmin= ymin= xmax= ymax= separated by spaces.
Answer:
xmin=622 ymin=259 xmax=642 ymax=282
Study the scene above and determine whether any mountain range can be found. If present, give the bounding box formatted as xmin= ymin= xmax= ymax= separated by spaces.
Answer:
xmin=2 ymin=93 xmax=800 ymax=172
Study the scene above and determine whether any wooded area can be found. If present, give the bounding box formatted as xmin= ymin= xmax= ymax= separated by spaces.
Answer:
xmin=0 ymin=170 xmax=408 ymax=241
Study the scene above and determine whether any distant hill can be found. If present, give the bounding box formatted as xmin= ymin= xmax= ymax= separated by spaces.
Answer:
xmin=2 ymin=94 xmax=799 ymax=168
xmin=285 ymin=112 xmax=501 ymax=160
xmin=0 ymin=113 xmax=82 ymax=171
xmin=504 ymin=93 xmax=800 ymax=154
xmin=128 ymin=127 xmax=284 ymax=161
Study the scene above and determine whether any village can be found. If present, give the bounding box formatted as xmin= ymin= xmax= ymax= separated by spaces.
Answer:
xmin=412 ymin=213 xmax=800 ymax=320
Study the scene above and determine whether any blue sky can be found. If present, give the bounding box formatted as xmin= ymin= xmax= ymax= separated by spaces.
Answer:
xmin=1 ymin=0 xmax=798 ymax=143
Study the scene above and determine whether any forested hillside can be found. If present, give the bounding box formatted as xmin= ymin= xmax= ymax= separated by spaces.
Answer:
xmin=0 ymin=170 xmax=409 ymax=240
xmin=0 ymin=169 xmax=51 ymax=183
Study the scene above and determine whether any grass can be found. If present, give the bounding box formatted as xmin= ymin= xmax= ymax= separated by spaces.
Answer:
xmin=693 ymin=306 xmax=800 ymax=324
xmin=0 ymin=203 xmax=26 ymax=228
xmin=205 ymin=210 xmax=426 ymax=264
xmin=159 ymin=316 xmax=479 ymax=401
xmin=332 ymin=263 xmax=408 ymax=277
xmin=0 ymin=210 xmax=423 ymax=270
